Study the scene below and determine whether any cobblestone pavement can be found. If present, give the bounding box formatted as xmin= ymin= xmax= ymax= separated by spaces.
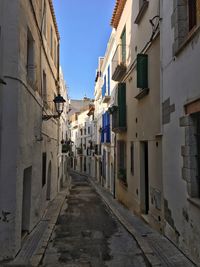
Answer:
xmin=40 ymin=172 xmax=149 ymax=267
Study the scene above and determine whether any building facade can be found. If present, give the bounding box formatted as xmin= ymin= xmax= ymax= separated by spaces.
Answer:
xmin=110 ymin=0 xmax=163 ymax=231
xmin=0 ymin=0 xmax=67 ymax=260
xmin=161 ymin=0 xmax=200 ymax=264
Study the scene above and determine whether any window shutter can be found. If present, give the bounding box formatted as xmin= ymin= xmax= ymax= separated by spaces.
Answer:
xmin=118 ymin=83 xmax=126 ymax=128
xmin=108 ymin=66 xmax=110 ymax=95
xmin=137 ymin=54 xmax=148 ymax=89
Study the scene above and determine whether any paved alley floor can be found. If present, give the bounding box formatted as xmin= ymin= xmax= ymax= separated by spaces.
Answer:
xmin=40 ymin=172 xmax=148 ymax=267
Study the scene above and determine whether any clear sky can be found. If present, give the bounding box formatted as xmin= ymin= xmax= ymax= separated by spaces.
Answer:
xmin=52 ymin=0 xmax=116 ymax=99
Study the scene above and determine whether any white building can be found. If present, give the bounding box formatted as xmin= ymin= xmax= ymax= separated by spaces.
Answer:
xmin=97 ymin=30 xmax=117 ymax=195
xmin=161 ymin=0 xmax=200 ymax=264
xmin=0 ymin=0 xmax=67 ymax=260
xmin=58 ymin=68 xmax=70 ymax=190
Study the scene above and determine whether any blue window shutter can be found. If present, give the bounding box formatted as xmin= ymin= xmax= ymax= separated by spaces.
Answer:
xmin=102 ymin=76 xmax=107 ymax=97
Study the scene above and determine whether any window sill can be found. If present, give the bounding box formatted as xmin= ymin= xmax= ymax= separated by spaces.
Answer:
xmin=134 ymin=1 xmax=149 ymax=24
xmin=134 ymin=88 xmax=149 ymax=100
xmin=174 ymin=25 xmax=200 ymax=57
xmin=187 ymin=197 xmax=200 ymax=209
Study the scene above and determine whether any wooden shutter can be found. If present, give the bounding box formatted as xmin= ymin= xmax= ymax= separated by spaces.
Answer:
xmin=137 ymin=54 xmax=148 ymax=89
xmin=118 ymin=83 xmax=126 ymax=128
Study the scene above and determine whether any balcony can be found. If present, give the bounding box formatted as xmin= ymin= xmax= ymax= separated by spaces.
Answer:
xmin=112 ymin=44 xmax=127 ymax=81
xmin=112 ymin=83 xmax=127 ymax=133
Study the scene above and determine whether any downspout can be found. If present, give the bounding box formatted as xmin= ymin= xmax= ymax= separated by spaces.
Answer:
xmin=113 ymin=133 xmax=116 ymax=198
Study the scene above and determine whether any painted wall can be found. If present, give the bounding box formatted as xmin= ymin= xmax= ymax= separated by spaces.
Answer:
xmin=112 ymin=0 xmax=163 ymax=231
xmin=161 ymin=0 xmax=200 ymax=263
xmin=0 ymin=0 xmax=61 ymax=260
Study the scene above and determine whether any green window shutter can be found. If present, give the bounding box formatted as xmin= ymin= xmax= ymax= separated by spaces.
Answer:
xmin=121 ymin=28 xmax=126 ymax=63
xmin=118 ymin=83 xmax=126 ymax=128
xmin=137 ymin=54 xmax=148 ymax=89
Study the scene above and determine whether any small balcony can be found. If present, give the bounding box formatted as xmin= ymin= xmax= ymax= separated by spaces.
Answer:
xmin=112 ymin=44 xmax=127 ymax=81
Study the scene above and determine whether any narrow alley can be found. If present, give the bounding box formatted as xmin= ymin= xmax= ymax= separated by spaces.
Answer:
xmin=40 ymin=173 xmax=148 ymax=267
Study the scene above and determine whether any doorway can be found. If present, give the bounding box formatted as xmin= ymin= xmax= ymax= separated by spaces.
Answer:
xmin=140 ymin=142 xmax=149 ymax=214
xmin=21 ymin=166 xmax=32 ymax=237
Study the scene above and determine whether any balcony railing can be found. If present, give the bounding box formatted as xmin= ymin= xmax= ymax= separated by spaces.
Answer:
xmin=112 ymin=44 xmax=127 ymax=81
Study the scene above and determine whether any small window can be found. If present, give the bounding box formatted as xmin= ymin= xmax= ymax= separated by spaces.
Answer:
xmin=107 ymin=65 xmax=110 ymax=95
xmin=88 ymin=127 xmax=90 ymax=134
xmin=42 ymin=153 xmax=47 ymax=187
xmin=121 ymin=27 xmax=126 ymax=64
xmin=188 ymin=0 xmax=197 ymax=31
xmin=117 ymin=140 xmax=127 ymax=184
xmin=137 ymin=54 xmax=148 ymax=89
xmin=130 ymin=142 xmax=134 ymax=175
xmin=27 ymin=29 xmax=35 ymax=84
xmin=42 ymin=1 xmax=47 ymax=38
xmin=42 ymin=70 xmax=47 ymax=106
xmin=54 ymin=39 xmax=57 ymax=66
xmin=50 ymin=26 xmax=53 ymax=57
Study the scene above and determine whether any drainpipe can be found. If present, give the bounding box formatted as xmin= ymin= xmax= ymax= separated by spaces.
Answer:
xmin=113 ymin=133 xmax=116 ymax=199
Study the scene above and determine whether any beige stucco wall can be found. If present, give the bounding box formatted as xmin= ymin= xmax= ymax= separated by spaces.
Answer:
xmin=113 ymin=0 xmax=163 ymax=231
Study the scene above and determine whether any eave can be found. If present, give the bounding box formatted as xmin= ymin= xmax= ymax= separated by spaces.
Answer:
xmin=49 ymin=0 xmax=60 ymax=40
xmin=111 ymin=0 xmax=127 ymax=29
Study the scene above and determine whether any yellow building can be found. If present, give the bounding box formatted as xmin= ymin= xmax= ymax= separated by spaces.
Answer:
xmin=110 ymin=0 xmax=163 ymax=231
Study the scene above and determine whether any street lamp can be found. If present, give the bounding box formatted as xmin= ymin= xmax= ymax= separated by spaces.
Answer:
xmin=42 ymin=94 xmax=66 ymax=120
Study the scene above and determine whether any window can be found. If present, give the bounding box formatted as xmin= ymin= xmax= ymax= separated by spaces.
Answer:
xmin=188 ymin=0 xmax=197 ymax=31
xmin=42 ymin=153 xmax=47 ymax=187
xmin=130 ymin=142 xmax=134 ymax=175
xmin=181 ymin=111 xmax=200 ymax=198
xmin=42 ymin=1 xmax=47 ymax=38
xmin=50 ymin=26 xmax=53 ymax=57
xmin=88 ymin=127 xmax=90 ymax=134
xmin=173 ymin=0 xmax=198 ymax=54
xmin=42 ymin=70 xmax=47 ymax=107
xmin=107 ymin=65 xmax=110 ymax=95
xmin=54 ymin=39 xmax=57 ymax=66
xmin=135 ymin=0 xmax=149 ymax=24
xmin=137 ymin=54 xmax=148 ymax=89
xmin=117 ymin=140 xmax=127 ymax=184
xmin=121 ymin=27 xmax=126 ymax=64
xmin=112 ymin=83 xmax=126 ymax=132
xmin=27 ymin=29 xmax=35 ymax=84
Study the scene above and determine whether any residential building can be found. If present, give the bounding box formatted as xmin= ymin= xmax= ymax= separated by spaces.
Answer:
xmin=110 ymin=0 xmax=163 ymax=232
xmin=99 ymin=30 xmax=117 ymax=195
xmin=69 ymin=98 xmax=94 ymax=173
xmin=0 ymin=0 xmax=67 ymax=260
xmin=94 ymin=58 xmax=104 ymax=183
xmin=160 ymin=0 xmax=200 ymax=263
xmin=58 ymin=68 xmax=70 ymax=190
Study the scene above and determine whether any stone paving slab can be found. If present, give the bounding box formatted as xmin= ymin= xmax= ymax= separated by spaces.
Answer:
xmin=84 ymin=173 xmax=197 ymax=267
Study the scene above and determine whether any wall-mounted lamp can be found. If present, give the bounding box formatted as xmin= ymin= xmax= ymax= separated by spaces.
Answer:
xmin=42 ymin=94 xmax=66 ymax=121
xmin=0 ymin=78 xmax=6 ymax=85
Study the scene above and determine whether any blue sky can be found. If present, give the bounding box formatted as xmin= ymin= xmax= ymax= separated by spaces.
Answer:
xmin=52 ymin=0 xmax=116 ymax=99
